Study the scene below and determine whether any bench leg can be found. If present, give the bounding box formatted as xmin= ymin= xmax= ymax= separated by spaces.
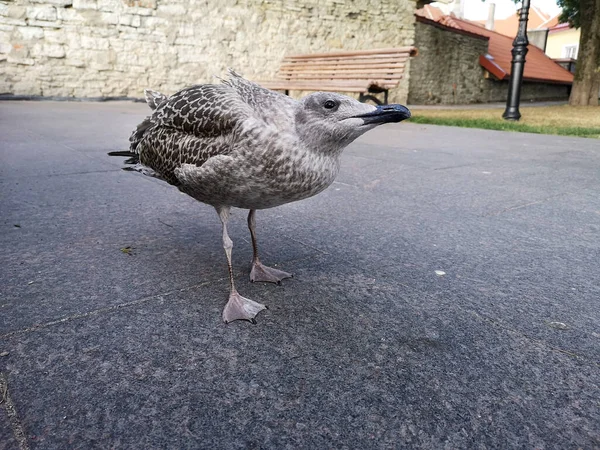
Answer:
xmin=359 ymin=93 xmax=383 ymax=105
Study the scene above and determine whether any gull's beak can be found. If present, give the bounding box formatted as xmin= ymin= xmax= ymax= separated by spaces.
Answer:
xmin=353 ymin=104 xmax=411 ymax=125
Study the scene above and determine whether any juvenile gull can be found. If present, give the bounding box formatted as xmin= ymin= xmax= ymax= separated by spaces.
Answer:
xmin=109 ymin=71 xmax=411 ymax=323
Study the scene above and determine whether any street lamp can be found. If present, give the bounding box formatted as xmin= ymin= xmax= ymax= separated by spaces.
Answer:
xmin=503 ymin=0 xmax=531 ymax=121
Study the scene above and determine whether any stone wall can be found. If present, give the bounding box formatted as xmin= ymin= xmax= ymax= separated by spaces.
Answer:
xmin=482 ymin=79 xmax=571 ymax=103
xmin=408 ymin=18 xmax=571 ymax=104
xmin=408 ymin=18 xmax=488 ymax=105
xmin=0 ymin=0 xmax=416 ymax=103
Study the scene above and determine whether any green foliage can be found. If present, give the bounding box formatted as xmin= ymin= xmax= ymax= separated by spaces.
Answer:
xmin=409 ymin=116 xmax=600 ymax=138
xmin=557 ymin=0 xmax=580 ymax=28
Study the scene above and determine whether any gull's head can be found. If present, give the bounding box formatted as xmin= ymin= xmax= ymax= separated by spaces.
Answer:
xmin=295 ymin=92 xmax=411 ymax=150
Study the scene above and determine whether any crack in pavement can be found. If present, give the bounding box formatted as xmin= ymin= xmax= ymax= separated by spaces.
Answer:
xmin=0 ymin=280 xmax=216 ymax=339
xmin=1 ymin=372 xmax=30 ymax=450
xmin=483 ymin=192 xmax=575 ymax=217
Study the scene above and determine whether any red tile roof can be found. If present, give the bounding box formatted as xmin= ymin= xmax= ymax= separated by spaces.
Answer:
xmin=418 ymin=4 xmax=445 ymax=22
xmin=415 ymin=7 xmax=574 ymax=85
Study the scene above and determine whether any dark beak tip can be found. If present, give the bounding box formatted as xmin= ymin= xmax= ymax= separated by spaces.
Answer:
xmin=386 ymin=104 xmax=411 ymax=118
xmin=376 ymin=104 xmax=411 ymax=122
xmin=353 ymin=103 xmax=411 ymax=124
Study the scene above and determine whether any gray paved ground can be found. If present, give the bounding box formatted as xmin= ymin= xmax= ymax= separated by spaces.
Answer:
xmin=1 ymin=100 xmax=599 ymax=449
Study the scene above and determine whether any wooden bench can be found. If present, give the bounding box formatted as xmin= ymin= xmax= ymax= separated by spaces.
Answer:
xmin=258 ymin=47 xmax=418 ymax=105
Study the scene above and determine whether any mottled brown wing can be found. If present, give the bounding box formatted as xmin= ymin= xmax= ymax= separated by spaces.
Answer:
xmin=136 ymin=127 xmax=233 ymax=186
xmin=130 ymin=83 xmax=254 ymax=185
xmin=148 ymin=83 xmax=253 ymax=138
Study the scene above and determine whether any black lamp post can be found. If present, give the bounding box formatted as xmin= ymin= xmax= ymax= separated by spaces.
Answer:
xmin=503 ymin=0 xmax=531 ymax=121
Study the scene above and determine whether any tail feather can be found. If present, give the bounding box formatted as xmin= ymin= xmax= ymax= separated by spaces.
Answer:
xmin=107 ymin=150 xmax=136 ymax=157
xmin=110 ymin=87 xmax=165 ymax=168
xmin=129 ymin=117 xmax=153 ymax=151
xmin=145 ymin=89 xmax=167 ymax=110
xmin=107 ymin=150 xmax=139 ymax=165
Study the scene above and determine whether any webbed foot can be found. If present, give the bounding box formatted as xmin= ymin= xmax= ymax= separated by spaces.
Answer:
xmin=250 ymin=261 xmax=293 ymax=285
xmin=222 ymin=290 xmax=267 ymax=324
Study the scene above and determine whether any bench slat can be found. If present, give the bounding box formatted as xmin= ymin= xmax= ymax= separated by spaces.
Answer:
xmin=278 ymin=67 xmax=406 ymax=76
xmin=277 ymin=74 xmax=404 ymax=81
xmin=279 ymin=58 xmax=408 ymax=69
xmin=287 ymin=47 xmax=417 ymax=59
xmin=259 ymin=80 xmax=399 ymax=91
xmin=280 ymin=62 xmax=406 ymax=69
xmin=282 ymin=53 xmax=414 ymax=63
xmin=259 ymin=84 xmax=370 ymax=93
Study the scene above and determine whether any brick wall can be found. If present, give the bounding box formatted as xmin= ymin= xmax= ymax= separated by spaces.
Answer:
xmin=0 ymin=0 xmax=416 ymax=103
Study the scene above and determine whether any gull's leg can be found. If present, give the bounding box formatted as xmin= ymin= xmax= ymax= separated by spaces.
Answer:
xmin=217 ymin=207 xmax=267 ymax=324
xmin=247 ymin=209 xmax=292 ymax=284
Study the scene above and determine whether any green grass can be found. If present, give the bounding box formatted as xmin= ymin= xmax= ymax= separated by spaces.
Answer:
xmin=409 ymin=115 xmax=600 ymax=138
xmin=408 ymin=105 xmax=600 ymax=139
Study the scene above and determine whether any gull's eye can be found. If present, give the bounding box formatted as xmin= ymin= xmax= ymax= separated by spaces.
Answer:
xmin=323 ymin=100 xmax=337 ymax=109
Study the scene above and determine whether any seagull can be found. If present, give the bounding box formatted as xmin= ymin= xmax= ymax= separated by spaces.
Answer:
xmin=109 ymin=71 xmax=411 ymax=324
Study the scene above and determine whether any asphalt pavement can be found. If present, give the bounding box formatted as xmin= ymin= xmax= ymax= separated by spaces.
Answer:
xmin=1 ymin=100 xmax=599 ymax=449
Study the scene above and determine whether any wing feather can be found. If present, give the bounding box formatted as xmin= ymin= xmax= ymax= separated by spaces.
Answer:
xmin=135 ymin=127 xmax=233 ymax=186
xmin=129 ymin=82 xmax=257 ymax=184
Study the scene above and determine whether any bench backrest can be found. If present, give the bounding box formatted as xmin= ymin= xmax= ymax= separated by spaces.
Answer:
xmin=276 ymin=47 xmax=418 ymax=88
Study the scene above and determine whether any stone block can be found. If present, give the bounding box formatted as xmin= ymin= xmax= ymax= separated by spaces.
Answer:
xmin=88 ymin=48 xmax=115 ymax=70
xmin=119 ymin=14 xmax=141 ymax=27
xmin=80 ymin=35 xmax=109 ymax=49
xmin=0 ymin=30 xmax=11 ymax=43
xmin=5 ymin=6 xmax=27 ymax=19
xmin=127 ymin=6 xmax=155 ymax=16
xmin=12 ymin=79 xmax=42 ymax=95
xmin=141 ymin=16 xmax=167 ymax=27
xmin=97 ymin=0 xmax=121 ymax=12
xmin=44 ymin=29 xmax=67 ymax=44
xmin=7 ymin=55 xmax=35 ymax=65
xmin=177 ymin=49 xmax=208 ymax=64
xmin=0 ymin=42 xmax=12 ymax=54
xmin=65 ymin=57 xmax=86 ymax=67
xmin=99 ymin=12 xmax=118 ymax=24
xmin=29 ymin=42 xmax=45 ymax=57
xmin=119 ymin=31 xmax=142 ymax=40
xmin=90 ymin=26 xmax=119 ymax=37
xmin=126 ymin=64 xmax=148 ymax=73
xmin=56 ymin=7 xmax=84 ymax=21
xmin=29 ymin=18 xmax=62 ymax=27
xmin=174 ymin=36 xmax=198 ymax=46
xmin=123 ymin=0 xmax=156 ymax=8
xmin=29 ymin=0 xmax=73 ymax=5
xmin=177 ymin=23 xmax=195 ymax=36
xmin=26 ymin=6 xmax=57 ymax=21
xmin=156 ymin=4 xmax=186 ymax=16
xmin=73 ymin=0 xmax=98 ymax=10
xmin=0 ymin=17 xmax=27 ymax=27
xmin=17 ymin=26 xmax=44 ymax=40
xmin=45 ymin=43 xmax=66 ymax=58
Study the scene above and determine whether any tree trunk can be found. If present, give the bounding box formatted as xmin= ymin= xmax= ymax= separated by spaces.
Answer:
xmin=568 ymin=0 xmax=600 ymax=106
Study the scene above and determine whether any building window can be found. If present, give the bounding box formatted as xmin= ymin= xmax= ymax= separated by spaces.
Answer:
xmin=563 ymin=45 xmax=578 ymax=59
